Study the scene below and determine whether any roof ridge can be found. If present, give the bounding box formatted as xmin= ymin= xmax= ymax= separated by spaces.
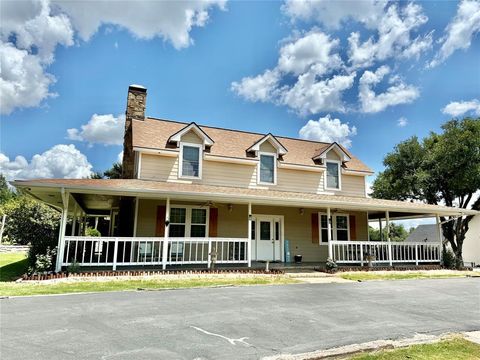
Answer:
xmin=144 ymin=116 xmax=333 ymax=147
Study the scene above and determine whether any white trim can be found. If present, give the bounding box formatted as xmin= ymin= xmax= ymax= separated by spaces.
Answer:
xmin=313 ymin=143 xmax=351 ymax=162
xmin=247 ymin=134 xmax=287 ymax=156
xmin=257 ymin=152 xmax=277 ymax=185
xmin=168 ymin=123 xmax=214 ymax=148
xmin=204 ymin=154 xmax=257 ymax=165
xmin=278 ymin=163 xmax=325 ymax=172
xmin=179 ymin=142 xmax=203 ymax=180
xmin=133 ymin=197 xmax=139 ymax=236
xmin=250 ymin=214 xmax=284 ymax=262
xmin=169 ymin=204 xmax=210 ymax=238
xmin=325 ymin=160 xmax=342 ymax=191
xmin=133 ymin=147 xmax=179 ymax=157
xmin=137 ymin=152 xmax=142 ymax=179
xmin=319 ymin=212 xmax=350 ymax=244
xmin=343 ymin=169 xmax=374 ymax=176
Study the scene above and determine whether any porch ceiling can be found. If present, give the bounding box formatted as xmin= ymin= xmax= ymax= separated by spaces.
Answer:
xmin=12 ymin=178 xmax=478 ymax=217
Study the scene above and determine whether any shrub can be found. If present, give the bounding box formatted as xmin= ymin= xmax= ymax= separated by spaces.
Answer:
xmin=67 ymin=260 xmax=81 ymax=274
xmin=326 ymin=258 xmax=338 ymax=272
xmin=32 ymin=247 xmax=56 ymax=273
xmin=85 ymin=227 xmax=101 ymax=237
xmin=442 ymin=249 xmax=456 ymax=269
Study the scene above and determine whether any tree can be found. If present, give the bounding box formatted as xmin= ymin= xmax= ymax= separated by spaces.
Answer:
xmin=0 ymin=174 xmax=16 ymax=205
xmin=368 ymin=223 xmax=409 ymax=242
xmin=91 ymin=162 xmax=123 ymax=179
xmin=372 ymin=118 xmax=480 ymax=266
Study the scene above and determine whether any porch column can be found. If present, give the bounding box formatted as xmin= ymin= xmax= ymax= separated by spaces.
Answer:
xmin=94 ymin=217 xmax=99 ymax=230
xmin=133 ymin=197 xmax=139 ymax=237
xmin=162 ymin=197 xmax=170 ymax=270
xmin=436 ymin=214 xmax=442 ymax=264
xmin=71 ymin=203 xmax=77 ymax=236
xmin=386 ymin=211 xmax=392 ymax=266
xmin=327 ymin=207 xmax=333 ymax=260
xmin=55 ymin=189 xmax=69 ymax=272
xmin=379 ymin=218 xmax=383 ymax=241
xmin=247 ymin=202 xmax=252 ymax=268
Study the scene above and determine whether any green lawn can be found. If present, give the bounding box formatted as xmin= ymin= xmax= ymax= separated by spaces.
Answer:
xmin=0 ymin=276 xmax=297 ymax=297
xmin=0 ymin=252 xmax=28 ymax=282
xmin=349 ymin=338 xmax=480 ymax=360
xmin=339 ymin=271 xmax=473 ymax=282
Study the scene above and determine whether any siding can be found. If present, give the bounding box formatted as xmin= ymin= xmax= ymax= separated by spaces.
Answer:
xmin=181 ymin=130 xmax=203 ymax=144
xmin=135 ymin=200 xmax=369 ymax=262
xmin=139 ymin=152 xmax=365 ymax=197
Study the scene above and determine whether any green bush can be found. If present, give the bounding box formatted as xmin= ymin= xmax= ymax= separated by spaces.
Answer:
xmin=442 ymin=249 xmax=456 ymax=269
xmin=67 ymin=260 xmax=81 ymax=274
xmin=85 ymin=227 xmax=101 ymax=237
xmin=32 ymin=247 xmax=56 ymax=273
xmin=326 ymin=258 xmax=338 ymax=272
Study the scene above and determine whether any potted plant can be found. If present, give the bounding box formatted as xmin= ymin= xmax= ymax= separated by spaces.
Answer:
xmin=294 ymin=254 xmax=302 ymax=263
xmin=365 ymin=253 xmax=376 ymax=268
xmin=326 ymin=258 xmax=338 ymax=273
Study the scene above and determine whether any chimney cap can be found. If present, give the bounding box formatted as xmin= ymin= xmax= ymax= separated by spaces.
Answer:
xmin=129 ymin=84 xmax=147 ymax=92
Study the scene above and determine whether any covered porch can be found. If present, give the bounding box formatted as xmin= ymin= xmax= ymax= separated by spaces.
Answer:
xmin=12 ymin=179 xmax=475 ymax=272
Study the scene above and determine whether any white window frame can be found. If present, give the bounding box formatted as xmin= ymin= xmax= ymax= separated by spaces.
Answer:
xmin=325 ymin=160 xmax=342 ymax=191
xmin=179 ymin=142 xmax=203 ymax=179
xmin=169 ymin=205 xmax=210 ymax=238
xmin=257 ymin=151 xmax=277 ymax=185
xmin=318 ymin=212 xmax=350 ymax=244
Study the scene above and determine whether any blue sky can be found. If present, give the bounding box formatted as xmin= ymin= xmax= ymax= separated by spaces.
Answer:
xmin=1 ymin=0 xmax=479 ymax=185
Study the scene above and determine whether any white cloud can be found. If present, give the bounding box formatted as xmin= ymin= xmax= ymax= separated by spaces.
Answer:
xmin=397 ymin=117 xmax=408 ymax=127
xmin=52 ymin=0 xmax=226 ymax=49
xmin=282 ymin=0 xmax=388 ymax=29
xmin=231 ymin=30 xmax=351 ymax=115
xmin=0 ymin=0 xmax=224 ymax=115
xmin=298 ymin=114 xmax=357 ymax=148
xmin=0 ymin=144 xmax=92 ymax=180
xmin=67 ymin=114 xmax=125 ymax=146
xmin=358 ymin=66 xmax=420 ymax=113
xmin=442 ymin=99 xmax=480 ymax=117
xmin=347 ymin=3 xmax=431 ymax=69
xmin=117 ymin=151 xmax=124 ymax=164
xmin=430 ymin=0 xmax=480 ymax=67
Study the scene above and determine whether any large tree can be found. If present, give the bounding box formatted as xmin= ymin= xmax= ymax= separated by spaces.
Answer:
xmin=372 ymin=118 xmax=480 ymax=266
xmin=91 ymin=162 xmax=123 ymax=179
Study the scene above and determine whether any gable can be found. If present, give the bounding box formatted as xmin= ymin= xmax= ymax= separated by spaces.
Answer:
xmin=181 ymin=130 xmax=203 ymax=144
xmin=326 ymin=150 xmax=341 ymax=161
xmin=259 ymin=140 xmax=277 ymax=153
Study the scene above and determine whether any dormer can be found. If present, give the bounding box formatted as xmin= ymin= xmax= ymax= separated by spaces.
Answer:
xmin=247 ymin=134 xmax=287 ymax=185
xmin=168 ymin=122 xmax=214 ymax=180
xmin=312 ymin=143 xmax=351 ymax=191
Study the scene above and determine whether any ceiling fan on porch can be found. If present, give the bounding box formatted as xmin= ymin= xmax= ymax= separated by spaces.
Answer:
xmin=199 ymin=201 xmax=232 ymax=211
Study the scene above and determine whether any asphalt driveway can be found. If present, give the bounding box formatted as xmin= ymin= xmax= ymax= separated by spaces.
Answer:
xmin=1 ymin=278 xmax=479 ymax=359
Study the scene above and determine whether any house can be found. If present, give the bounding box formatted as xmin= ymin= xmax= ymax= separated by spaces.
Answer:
xmin=406 ymin=225 xmax=444 ymax=243
xmin=12 ymin=85 xmax=479 ymax=271
xmin=462 ymin=215 xmax=480 ymax=266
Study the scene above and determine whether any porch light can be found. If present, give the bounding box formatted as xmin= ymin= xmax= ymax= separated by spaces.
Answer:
xmin=228 ymin=204 xmax=233 ymax=212
xmin=299 ymin=208 xmax=305 ymax=215
xmin=248 ymin=214 xmax=253 ymax=221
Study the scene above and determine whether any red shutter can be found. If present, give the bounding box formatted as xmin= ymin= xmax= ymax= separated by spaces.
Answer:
xmin=156 ymin=206 xmax=166 ymax=236
xmin=349 ymin=215 xmax=356 ymax=240
xmin=311 ymin=213 xmax=319 ymax=244
xmin=209 ymin=208 xmax=218 ymax=237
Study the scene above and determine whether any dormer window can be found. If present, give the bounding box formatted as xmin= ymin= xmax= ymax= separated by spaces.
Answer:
xmin=180 ymin=143 xmax=202 ymax=179
xmin=326 ymin=161 xmax=341 ymax=190
xmin=259 ymin=153 xmax=276 ymax=184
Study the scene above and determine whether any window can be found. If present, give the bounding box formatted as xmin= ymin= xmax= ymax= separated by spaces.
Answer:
xmin=169 ymin=207 xmax=207 ymax=238
xmin=326 ymin=161 xmax=340 ymax=190
xmin=180 ymin=144 xmax=201 ymax=178
xmin=319 ymin=213 xmax=350 ymax=242
xmin=259 ymin=153 xmax=276 ymax=184
xmin=260 ymin=221 xmax=271 ymax=240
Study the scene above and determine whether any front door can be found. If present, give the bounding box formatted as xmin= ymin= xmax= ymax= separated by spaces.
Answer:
xmin=254 ymin=216 xmax=282 ymax=261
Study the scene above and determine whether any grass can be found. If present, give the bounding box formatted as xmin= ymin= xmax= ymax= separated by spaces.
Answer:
xmin=0 ymin=252 xmax=28 ymax=282
xmin=349 ymin=338 xmax=480 ymax=360
xmin=0 ymin=276 xmax=297 ymax=297
xmin=339 ymin=271 xmax=473 ymax=282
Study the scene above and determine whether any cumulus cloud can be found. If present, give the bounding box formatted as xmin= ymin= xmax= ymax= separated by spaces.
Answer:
xmin=231 ymin=30 xmax=351 ymax=115
xmin=67 ymin=114 xmax=126 ymax=146
xmin=442 ymin=99 xmax=480 ymax=117
xmin=0 ymin=0 xmax=224 ymax=115
xmin=0 ymin=144 xmax=92 ymax=180
xmin=358 ymin=66 xmax=419 ymax=113
xmin=347 ymin=3 xmax=432 ymax=69
xmin=397 ymin=117 xmax=408 ymax=127
xmin=429 ymin=0 xmax=480 ymax=67
xmin=282 ymin=0 xmax=387 ymax=29
xmin=298 ymin=114 xmax=357 ymax=148
xmin=117 ymin=151 xmax=124 ymax=164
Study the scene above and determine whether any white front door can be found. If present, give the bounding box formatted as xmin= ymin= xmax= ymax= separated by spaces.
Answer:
xmin=254 ymin=216 xmax=282 ymax=261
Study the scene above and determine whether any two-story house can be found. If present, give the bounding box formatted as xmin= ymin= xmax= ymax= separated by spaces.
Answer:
xmin=13 ymin=85 xmax=478 ymax=272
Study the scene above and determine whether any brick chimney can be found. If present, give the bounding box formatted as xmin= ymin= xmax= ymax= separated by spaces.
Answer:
xmin=122 ymin=84 xmax=147 ymax=179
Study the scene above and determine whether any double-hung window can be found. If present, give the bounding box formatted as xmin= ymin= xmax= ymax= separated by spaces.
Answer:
xmin=259 ymin=153 xmax=276 ymax=184
xmin=326 ymin=161 xmax=341 ymax=190
xmin=169 ymin=207 xmax=207 ymax=238
xmin=180 ymin=143 xmax=202 ymax=178
xmin=319 ymin=213 xmax=350 ymax=242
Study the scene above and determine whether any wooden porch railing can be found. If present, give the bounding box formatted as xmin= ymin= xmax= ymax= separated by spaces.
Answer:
xmin=331 ymin=240 xmax=441 ymax=265
xmin=62 ymin=236 xmax=250 ymax=270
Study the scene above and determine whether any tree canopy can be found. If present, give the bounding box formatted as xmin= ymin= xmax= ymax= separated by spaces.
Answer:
xmin=91 ymin=162 xmax=123 ymax=179
xmin=372 ymin=118 xmax=480 ymax=266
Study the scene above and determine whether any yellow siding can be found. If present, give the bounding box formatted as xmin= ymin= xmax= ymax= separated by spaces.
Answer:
xmin=259 ymin=141 xmax=277 ymax=153
xmin=331 ymin=174 xmax=366 ymax=197
xmin=181 ymin=130 xmax=203 ymax=144
xmin=326 ymin=150 xmax=341 ymax=161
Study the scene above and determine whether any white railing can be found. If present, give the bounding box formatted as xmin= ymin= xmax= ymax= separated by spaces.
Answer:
xmin=62 ymin=236 xmax=249 ymax=270
xmin=331 ymin=241 xmax=441 ymax=265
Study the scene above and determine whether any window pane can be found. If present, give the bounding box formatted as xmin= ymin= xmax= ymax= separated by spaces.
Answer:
xmin=182 ymin=146 xmax=200 ymax=177
xmin=337 ymin=229 xmax=348 ymax=241
xmin=191 ymin=225 xmax=206 ymax=237
xmin=321 ymin=215 xmax=328 ymax=228
xmin=260 ymin=155 xmax=275 ymax=183
xmin=260 ymin=221 xmax=271 ymax=240
xmin=326 ymin=162 xmax=339 ymax=189
xmin=191 ymin=209 xmax=206 ymax=224
xmin=251 ymin=220 xmax=256 ymax=240
xmin=321 ymin=229 xmax=329 ymax=243
xmin=170 ymin=224 xmax=185 ymax=237
xmin=336 ymin=216 xmax=348 ymax=230
xmin=170 ymin=208 xmax=186 ymax=224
